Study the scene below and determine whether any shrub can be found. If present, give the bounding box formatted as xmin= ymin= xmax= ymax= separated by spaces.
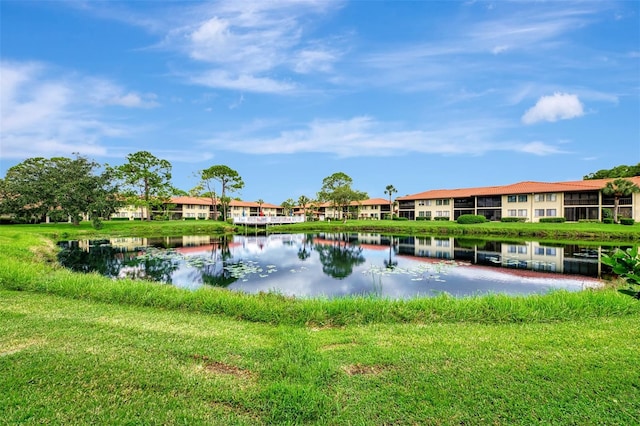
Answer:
xmin=416 ymin=217 xmax=431 ymax=221
xmin=456 ymin=214 xmax=487 ymax=224
xmin=601 ymin=246 xmax=640 ymax=298
xmin=110 ymin=217 xmax=130 ymax=221
xmin=602 ymin=208 xmax=613 ymax=219
xmin=91 ymin=217 xmax=103 ymax=229
xmin=433 ymin=217 xmax=449 ymax=221
xmin=392 ymin=216 xmax=408 ymax=221
xmin=183 ymin=217 xmax=196 ymax=221
xmin=539 ymin=217 xmax=566 ymax=223
xmin=602 ymin=218 xmax=614 ymax=224
xmin=501 ymin=217 xmax=526 ymax=223
xmin=620 ymin=218 xmax=635 ymax=226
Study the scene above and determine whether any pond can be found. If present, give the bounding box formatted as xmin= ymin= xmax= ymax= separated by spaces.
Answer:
xmin=57 ymin=233 xmax=622 ymax=299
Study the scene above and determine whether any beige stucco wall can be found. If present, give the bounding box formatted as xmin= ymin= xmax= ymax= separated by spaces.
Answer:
xmin=415 ymin=199 xmax=453 ymax=219
xmin=181 ymin=204 xmax=210 ymax=218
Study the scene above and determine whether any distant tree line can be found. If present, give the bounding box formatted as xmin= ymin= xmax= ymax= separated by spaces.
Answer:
xmin=4 ymin=152 xmax=636 ymax=226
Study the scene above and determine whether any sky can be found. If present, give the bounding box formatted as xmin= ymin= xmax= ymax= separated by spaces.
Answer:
xmin=1 ymin=0 xmax=639 ymax=205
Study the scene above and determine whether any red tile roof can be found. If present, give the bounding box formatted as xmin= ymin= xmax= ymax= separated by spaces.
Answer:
xmin=397 ymin=177 xmax=640 ymax=200
xmin=169 ymin=197 xmax=282 ymax=208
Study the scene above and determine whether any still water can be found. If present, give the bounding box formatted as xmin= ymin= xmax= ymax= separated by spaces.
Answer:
xmin=57 ymin=233 xmax=617 ymax=299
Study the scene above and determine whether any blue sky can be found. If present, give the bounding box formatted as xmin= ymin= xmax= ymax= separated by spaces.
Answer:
xmin=1 ymin=0 xmax=639 ymax=205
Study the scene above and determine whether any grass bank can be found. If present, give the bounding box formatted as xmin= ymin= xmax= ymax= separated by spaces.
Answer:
xmin=271 ymin=219 xmax=640 ymax=241
xmin=1 ymin=226 xmax=639 ymax=326
xmin=1 ymin=222 xmax=639 ymax=424
xmin=2 ymin=290 xmax=639 ymax=425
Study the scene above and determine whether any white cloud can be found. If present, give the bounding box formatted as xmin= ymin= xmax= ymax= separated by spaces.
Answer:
xmin=201 ymin=116 xmax=566 ymax=158
xmin=160 ymin=1 xmax=344 ymax=93
xmin=492 ymin=45 xmax=509 ymax=55
xmin=518 ymin=141 xmax=567 ymax=156
xmin=190 ymin=70 xmax=297 ymax=93
xmin=0 ymin=60 xmax=147 ymax=159
xmin=85 ymin=78 xmax=159 ymax=108
xmin=521 ymin=93 xmax=584 ymax=124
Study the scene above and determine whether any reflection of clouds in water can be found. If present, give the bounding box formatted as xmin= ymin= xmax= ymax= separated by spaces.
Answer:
xmin=106 ymin=234 xmax=602 ymax=299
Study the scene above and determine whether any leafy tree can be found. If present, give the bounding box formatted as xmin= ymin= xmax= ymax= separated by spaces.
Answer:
xmin=317 ymin=172 xmax=368 ymax=223
xmin=198 ymin=165 xmax=244 ymax=221
xmin=384 ymin=184 xmax=397 ymax=219
xmin=114 ymin=151 xmax=173 ymax=221
xmin=584 ymin=163 xmax=640 ymax=180
xmin=602 ymin=178 xmax=640 ymax=223
xmin=1 ymin=157 xmax=57 ymax=222
xmin=1 ymin=155 xmax=120 ymax=225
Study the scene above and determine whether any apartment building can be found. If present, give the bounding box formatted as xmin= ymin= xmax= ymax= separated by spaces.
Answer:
xmin=112 ymin=196 xmax=283 ymax=220
xmin=397 ymin=177 xmax=640 ymax=222
xmin=306 ymin=198 xmax=393 ymax=220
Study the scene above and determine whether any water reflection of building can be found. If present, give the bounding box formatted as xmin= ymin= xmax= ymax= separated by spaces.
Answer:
xmin=326 ymin=233 xmax=607 ymax=278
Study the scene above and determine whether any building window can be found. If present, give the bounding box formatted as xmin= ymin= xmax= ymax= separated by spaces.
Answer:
xmin=518 ymin=246 xmax=527 ymax=254
xmin=418 ymin=201 xmax=425 ymax=206
xmin=518 ymin=195 xmax=528 ymax=202
xmin=418 ymin=211 xmax=425 ymax=217
xmin=546 ymin=209 xmax=557 ymax=217
xmin=436 ymin=211 xmax=450 ymax=217
xmin=535 ymin=247 xmax=545 ymax=255
xmin=518 ymin=209 xmax=527 ymax=217
xmin=546 ymin=248 xmax=557 ymax=256
xmin=534 ymin=194 xmax=544 ymax=202
xmin=507 ymin=195 xmax=517 ymax=203
xmin=507 ymin=209 xmax=517 ymax=216
xmin=425 ymin=211 xmax=432 ymax=217
xmin=436 ymin=199 xmax=449 ymax=206
xmin=535 ymin=209 xmax=545 ymax=217
xmin=426 ymin=200 xmax=432 ymax=206
xmin=546 ymin=194 xmax=557 ymax=202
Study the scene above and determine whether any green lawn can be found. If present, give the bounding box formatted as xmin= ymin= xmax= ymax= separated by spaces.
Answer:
xmin=1 ymin=222 xmax=639 ymax=424
xmin=2 ymin=290 xmax=639 ymax=425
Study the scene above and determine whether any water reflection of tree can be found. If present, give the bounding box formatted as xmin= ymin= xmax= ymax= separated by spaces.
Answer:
xmin=298 ymin=234 xmax=314 ymax=261
xmin=128 ymin=255 xmax=180 ymax=283
xmin=314 ymin=234 xmax=365 ymax=279
xmin=200 ymin=235 xmax=239 ymax=288
xmin=57 ymin=240 xmax=181 ymax=283
xmin=57 ymin=240 xmax=136 ymax=278
xmin=384 ymin=236 xmax=398 ymax=270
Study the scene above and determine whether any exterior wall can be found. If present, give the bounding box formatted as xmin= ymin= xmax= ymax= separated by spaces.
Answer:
xmin=229 ymin=206 xmax=249 ymax=218
xmin=111 ymin=205 xmax=148 ymax=220
xmin=358 ymin=204 xmax=388 ymax=219
xmin=530 ymin=193 xmax=562 ymax=223
xmin=415 ymin=199 xmax=453 ymax=219
xmin=180 ymin=203 xmax=210 ymax=219
xmin=501 ymin=194 xmax=533 ymax=221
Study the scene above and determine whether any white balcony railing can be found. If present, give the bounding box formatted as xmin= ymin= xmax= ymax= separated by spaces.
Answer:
xmin=233 ymin=216 xmax=305 ymax=225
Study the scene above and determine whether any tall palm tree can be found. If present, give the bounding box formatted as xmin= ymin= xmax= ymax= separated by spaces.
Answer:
xmin=384 ymin=184 xmax=397 ymax=219
xmin=256 ymin=199 xmax=264 ymax=216
xmin=602 ymin=178 xmax=640 ymax=223
xmin=298 ymin=195 xmax=310 ymax=220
